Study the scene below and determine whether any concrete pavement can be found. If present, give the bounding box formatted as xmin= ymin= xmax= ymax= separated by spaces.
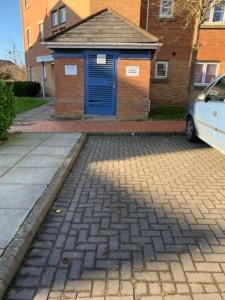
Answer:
xmin=15 ymin=99 xmax=54 ymax=122
xmin=0 ymin=132 xmax=82 ymax=255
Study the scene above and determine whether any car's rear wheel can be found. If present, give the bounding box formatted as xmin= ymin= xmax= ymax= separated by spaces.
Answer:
xmin=186 ymin=116 xmax=197 ymax=142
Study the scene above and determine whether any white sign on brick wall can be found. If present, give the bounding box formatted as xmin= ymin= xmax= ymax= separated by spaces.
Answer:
xmin=126 ymin=66 xmax=140 ymax=77
xmin=65 ymin=65 xmax=77 ymax=76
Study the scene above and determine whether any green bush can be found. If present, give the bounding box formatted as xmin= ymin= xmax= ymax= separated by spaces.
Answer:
xmin=8 ymin=81 xmax=41 ymax=97
xmin=0 ymin=81 xmax=15 ymax=140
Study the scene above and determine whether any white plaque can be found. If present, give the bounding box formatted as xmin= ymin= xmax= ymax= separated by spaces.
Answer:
xmin=65 ymin=65 xmax=77 ymax=76
xmin=126 ymin=66 xmax=140 ymax=77
xmin=97 ymin=54 xmax=106 ymax=65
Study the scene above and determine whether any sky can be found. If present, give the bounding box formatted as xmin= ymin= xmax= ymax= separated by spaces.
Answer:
xmin=0 ymin=1 xmax=25 ymax=64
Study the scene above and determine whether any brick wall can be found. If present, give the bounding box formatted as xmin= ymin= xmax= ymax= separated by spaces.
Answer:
xmin=90 ymin=0 xmax=141 ymax=25
xmin=54 ymin=58 xmax=84 ymax=118
xmin=141 ymin=0 xmax=194 ymax=107
xmin=117 ymin=59 xmax=151 ymax=120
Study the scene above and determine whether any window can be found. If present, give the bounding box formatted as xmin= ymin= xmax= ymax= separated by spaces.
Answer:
xmin=159 ymin=0 xmax=174 ymax=18
xmin=39 ymin=23 xmax=44 ymax=41
xmin=25 ymin=0 xmax=29 ymax=8
xmin=27 ymin=29 xmax=31 ymax=47
xmin=155 ymin=61 xmax=168 ymax=79
xmin=205 ymin=1 xmax=225 ymax=23
xmin=207 ymin=76 xmax=225 ymax=102
xmin=52 ymin=10 xmax=58 ymax=27
xmin=59 ymin=6 xmax=66 ymax=24
xmin=195 ymin=62 xmax=219 ymax=85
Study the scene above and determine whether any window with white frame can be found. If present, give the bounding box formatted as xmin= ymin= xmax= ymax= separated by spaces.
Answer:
xmin=59 ymin=6 xmax=66 ymax=24
xmin=27 ymin=29 xmax=31 ymax=47
xmin=155 ymin=61 xmax=168 ymax=79
xmin=39 ymin=23 xmax=44 ymax=41
xmin=159 ymin=0 xmax=174 ymax=18
xmin=205 ymin=1 xmax=225 ymax=23
xmin=195 ymin=62 xmax=219 ymax=85
xmin=52 ymin=10 xmax=58 ymax=27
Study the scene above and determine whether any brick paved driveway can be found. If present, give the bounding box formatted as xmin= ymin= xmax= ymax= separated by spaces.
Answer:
xmin=5 ymin=136 xmax=225 ymax=300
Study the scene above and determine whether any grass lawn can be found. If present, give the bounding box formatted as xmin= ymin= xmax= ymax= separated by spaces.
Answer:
xmin=14 ymin=97 xmax=49 ymax=114
xmin=150 ymin=106 xmax=187 ymax=120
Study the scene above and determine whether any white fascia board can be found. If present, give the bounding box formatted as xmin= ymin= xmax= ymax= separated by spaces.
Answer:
xmin=42 ymin=42 xmax=162 ymax=50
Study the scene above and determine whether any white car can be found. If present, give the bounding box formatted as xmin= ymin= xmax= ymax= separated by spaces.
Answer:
xmin=186 ymin=74 xmax=225 ymax=155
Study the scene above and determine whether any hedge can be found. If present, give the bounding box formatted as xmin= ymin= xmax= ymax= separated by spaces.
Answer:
xmin=0 ymin=81 xmax=15 ymax=140
xmin=7 ymin=81 xmax=41 ymax=97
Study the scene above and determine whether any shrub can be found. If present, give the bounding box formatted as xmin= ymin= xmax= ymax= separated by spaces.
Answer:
xmin=0 ymin=81 xmax=15 ymax=140
xmin=10 ymin=81 xmax=41 ymax=97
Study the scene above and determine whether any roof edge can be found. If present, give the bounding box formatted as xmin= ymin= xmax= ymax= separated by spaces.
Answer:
xmin=45 ymin=8 xmax=108 ymax=42
xmin=45 ymin=8 xmax=159 ymax=43
xmin=42 ymin=42 xmax=162 ymax=50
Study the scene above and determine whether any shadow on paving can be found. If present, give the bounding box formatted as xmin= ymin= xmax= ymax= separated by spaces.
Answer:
xmin=5 ymin=135 xmax=225 ymax=300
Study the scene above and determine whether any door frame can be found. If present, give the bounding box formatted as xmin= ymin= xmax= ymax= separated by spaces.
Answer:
xmin=84 ymin=49 xmax=118 ymax=116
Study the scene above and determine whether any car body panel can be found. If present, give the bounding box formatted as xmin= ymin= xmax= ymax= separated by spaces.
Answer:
xmin=187 ymin=74 xmax=225 ymax=155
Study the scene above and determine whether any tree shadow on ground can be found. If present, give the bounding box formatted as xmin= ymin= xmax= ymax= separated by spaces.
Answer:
xmin=5 ymin=135 xmax=225 ymax=299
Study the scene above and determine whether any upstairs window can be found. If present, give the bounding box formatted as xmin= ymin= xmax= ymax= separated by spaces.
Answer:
xmin=25 ymin=0 xmax=29 ymax=8
xmin=59 ymin=6 xmax=66 ymax=24
xmin=27 ymin=29 xmax=31 ymax=47
xmin=52 ymin=10 xmax=58 ymax=27
xmin=39 ymin=23 xmax=44 ymax=41
xmin=195 ymin=62 xmax=219 ymax=86
xmin=206 ymin=1 xmax=225 ymax=23
xmin=159 ymin=0 xmax=174 ymax=18
xmin=155 ymin=61 xmax=168 ymax=79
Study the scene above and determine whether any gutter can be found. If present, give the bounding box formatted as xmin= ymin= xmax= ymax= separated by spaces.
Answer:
xmin=42 ymin=42 xmax=162 ymax=50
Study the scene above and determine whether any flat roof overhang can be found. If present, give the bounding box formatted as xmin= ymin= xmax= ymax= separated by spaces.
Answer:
xmin=42 ymin=42 xmax=162 ymax=50
xmin=36 ymin=55 xmax=54 ymax=63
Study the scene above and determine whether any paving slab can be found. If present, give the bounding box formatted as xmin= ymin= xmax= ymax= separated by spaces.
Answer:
xmin=15 ymin=155 xmax=64 ymax=168
xmin=0 ymin=155 xmax=24 ymax=167
xmin=0 ymin=132 xmax=82 ymax=257
xmin=0 ymin=167 xmax=59 ymax=184
xmin=0 ymin=184 xmax=46 ymax=209
xmin=0 ymin=209 xmax=29 ymax=249
xmin=0 ymin=132 xmax=87 ymax=299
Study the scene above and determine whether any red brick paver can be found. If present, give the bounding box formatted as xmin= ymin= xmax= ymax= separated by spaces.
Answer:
xmin=5 ymin=136 xmax=225 ymax=300
xmin=11 ymin=120 xmax=185 ymax=133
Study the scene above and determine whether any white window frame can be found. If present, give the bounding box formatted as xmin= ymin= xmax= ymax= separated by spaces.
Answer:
xmin=26 ymin=28 xmax=31 ymax=47
xmin=194 ymin=62 xmax=219 ymax=86
xmin=52 ymin=10 xmax=58 ymax=27
xmin=59 ymin=6 xmax=66 ymax=24
xmin=155 ymin=61 xmax=169 ymax=79
xmin=25 ymin=0 xmax=29 ymax=8
xmin=39 ymin=22 xmax=44 ymax=41
xmin=159 ymin=0 xmax=175 ymax=18
xmin=205 ymin=2 xmax=225 ymax=23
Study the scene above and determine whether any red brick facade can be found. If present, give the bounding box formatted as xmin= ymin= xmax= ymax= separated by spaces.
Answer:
xmin=117 ymin=59 xmax=151 ymax=120
xmin=54 ymin=58 xmax=84 ymax=118
xmin=54 ymin=57 xmax=151 ymax=120
xmin=21 ymin=0 xmax=225 ymax=107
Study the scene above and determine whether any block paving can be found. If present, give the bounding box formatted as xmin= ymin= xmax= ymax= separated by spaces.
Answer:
xmin=5 ymin=135 xmax=225 ymax=300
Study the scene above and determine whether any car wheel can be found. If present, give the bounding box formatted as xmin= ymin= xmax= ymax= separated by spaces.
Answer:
xmin=186 ymin=117 xmax=197 ymax=142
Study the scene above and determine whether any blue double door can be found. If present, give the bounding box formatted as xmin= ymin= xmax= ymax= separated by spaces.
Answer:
xmin=85 ymin=51 xmax=117 ymax=116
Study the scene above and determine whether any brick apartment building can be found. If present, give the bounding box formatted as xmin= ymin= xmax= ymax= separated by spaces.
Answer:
xmin=20 ymin=0 xmax=225 ymax=118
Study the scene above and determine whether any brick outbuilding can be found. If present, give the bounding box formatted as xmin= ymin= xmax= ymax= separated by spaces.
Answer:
xmin=43 ymin=9 xmax=160 ymax=120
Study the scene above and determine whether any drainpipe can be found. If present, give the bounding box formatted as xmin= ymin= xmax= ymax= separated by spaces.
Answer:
xmin=41 ymin=62 xmax=46 ymax=98
xmin=145 ymin=0 xmax=150 ymax=31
